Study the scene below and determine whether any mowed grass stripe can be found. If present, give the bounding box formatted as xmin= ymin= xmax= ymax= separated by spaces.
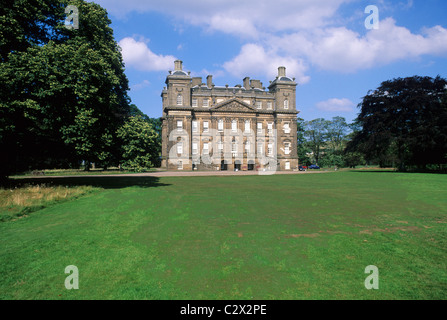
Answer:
xmin=0 ymin=172 xmax=445 ymax=299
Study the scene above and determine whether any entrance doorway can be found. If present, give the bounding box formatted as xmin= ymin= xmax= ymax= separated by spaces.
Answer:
xmin=234 ymin=161 xmax=242 ymax=171
xmin=248 ymin=161 xmax=255 ymax=171
xmin=221 ymin=160 xmax=228 ymax=171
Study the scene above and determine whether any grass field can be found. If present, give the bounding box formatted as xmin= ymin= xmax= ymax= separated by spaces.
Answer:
xmin=0 ymin=171 xmax=446 ymax=300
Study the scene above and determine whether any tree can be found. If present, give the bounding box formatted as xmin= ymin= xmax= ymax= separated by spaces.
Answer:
xmin=296 ymin=117 xmax=311 ymax=165
xmin=0 ymin=0 xmax=131 ymax=178
xmin=303 ymin=118 xmax=329 ymax=165
xmin=326 ymin=117 xmax=349 ymax=153
xmin=117 ymin=116 xmax=159 ymax=172
xmin=128 ymin=104 xmax=162 ymax=167
xmin=347 ymin=76 xmax=447 ymax=170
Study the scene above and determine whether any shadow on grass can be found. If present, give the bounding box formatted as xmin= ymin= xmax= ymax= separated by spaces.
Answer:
xmin=347 ymin=169 xmax=447 ymax=175
xmin=7 ymin=176 xmax=171 ymax=189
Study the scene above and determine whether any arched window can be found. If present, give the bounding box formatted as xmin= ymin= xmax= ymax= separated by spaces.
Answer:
xmin=177 ymin=94 xmax=183 ymax=106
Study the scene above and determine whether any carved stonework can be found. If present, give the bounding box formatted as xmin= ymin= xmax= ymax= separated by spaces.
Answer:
xmin=212 ymin=99 xmax=256 ymax=113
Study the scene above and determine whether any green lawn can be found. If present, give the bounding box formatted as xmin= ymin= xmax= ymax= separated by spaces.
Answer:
xmin=0 ymin=172 xmax=446 ymax=300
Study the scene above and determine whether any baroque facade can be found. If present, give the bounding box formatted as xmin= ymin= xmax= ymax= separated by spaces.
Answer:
xmin=161 ymin=60 xmax=299 ymax=171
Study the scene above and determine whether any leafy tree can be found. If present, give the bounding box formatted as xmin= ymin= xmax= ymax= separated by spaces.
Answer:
xmin=128 ymin=104 xmax=162 ymax=167
xmin=296 ymin=117 xmax=311 ymax=165
xmin=303 ymin=118 xmax=329 ymax=165
xmin=347 ymin=76 xmax=447 ymax=170
xmin=117 ymin=116 xmax=159 ymax=172
xmin=343 ymin=151 xmax=365 ymax=168
xmin=0 ymin=0 xmax=131 ymax=178
xmin=326 ymin=116 xmax=349 ymax=153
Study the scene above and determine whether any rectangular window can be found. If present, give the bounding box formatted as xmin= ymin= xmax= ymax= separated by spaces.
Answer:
xmin=177 ymin=120 xmax=183 ymax=132
xmin=285 ymin=161 xmax=291 ymax=170
xmin=232 ymin=120 xmax=237 ymax=132
xmin=256 ymin=101 xmax=262 ymax=109
xmin=192 ymin=121 xmax=198 ymax=133
xmin=284 ymin=123 xmax=290 ymax=134
xmin=218 ymin=141 xmax=224 ymax=150
xmin=267 ymin=102 xmax=273 ymax=110
xmin=203 ymin=143 xmax=209 ymax=154
xmin=192 ymin=99 xmax=198 ymax=107
xmin=245 ymin=121 xmax=250 ymax=133
xmin=284 ymin=99 xmax=289 ymax=109
xmin=178 ymin=160 xmax=183 ymax=170
xmin=203 ymin=121 xmax=209 ymax=133
xmin=202 ymin=99 xmax=209 ymax=108
xmin=245 ymin=141 xmax=251 ymax=153
xmin=257 ymin=122 xmax=263 ymax=134
xmin=177 ymin=142 xmax=183 ymax=154
xmin=218 ymin=119 xmax=224 ymax=132
xmin=268 ymin=122 xmax=273 ymax=134
xmin=192 ymin=142 xmax=198 ymax=155
xmin=232 ymin=142 xmax=237 ymax=155
xmin=257 ymin=142 xmax=264 ymax=155
xmin=268 ymin=143 xmax=274 ymax=156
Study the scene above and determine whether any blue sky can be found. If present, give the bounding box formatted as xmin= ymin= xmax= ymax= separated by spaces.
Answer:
xmin=92 ymin=0 xmax=447 ymax=123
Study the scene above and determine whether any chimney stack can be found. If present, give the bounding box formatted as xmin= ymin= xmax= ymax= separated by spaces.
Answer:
xmin=207 ymin=75 xmax=213 ymax=88
xmin=278 ymin=66 xmax=286 ymax=78
xmin=192 ymin=77 xmax=202 ymax=87
xmin=174 ymin=60 xmax=183 ymax=71
xmin=243 ymin=77 xmax=250 ymax=90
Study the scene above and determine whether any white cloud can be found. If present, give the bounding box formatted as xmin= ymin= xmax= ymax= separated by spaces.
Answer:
xmin=94 ymin=0 xmax=349 ymax=35
xmin=271 ymin=18 xmax=447 ymax=72
xmin=131 ymin=80 xmax=151 ymax=91
xmin=316 ymin=98 xmax=355 ymax=112
xmin=223 ymin=44 xmax=310 ymax=84
xmin=118 ymin=37 xmax=177 ymax=72
xmin=101 ymin=1 xmax=447 ymax=78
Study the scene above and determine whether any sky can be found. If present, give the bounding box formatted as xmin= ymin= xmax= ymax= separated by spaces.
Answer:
xmin=92 ymin=0 xmax=447 ymax=123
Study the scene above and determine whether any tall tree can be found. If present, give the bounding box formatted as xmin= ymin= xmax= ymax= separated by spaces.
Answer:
xmin=296 ymin=117 xmax=311 ymax=165
xmin=0 ymin=0 xmax=131 ymax=178
xmin=117 ymin=116 xmax=159 ymax=172
xmin=128 ymin=104 xmax=162 ymax=167
xmin=303 ymin=118 xmax=329 ymax=165
xmin=326 ymin=116 xmax=349 ymax=153
xmin=347 ymin=76 xmax=447 ymax=170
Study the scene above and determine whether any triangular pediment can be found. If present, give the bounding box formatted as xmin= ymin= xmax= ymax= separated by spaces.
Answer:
xmin=210 ymin=98 xmax=257 ymax=113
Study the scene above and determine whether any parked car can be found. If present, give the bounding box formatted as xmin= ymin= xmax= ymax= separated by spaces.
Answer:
xmin=299 ymin=166 xmax=308 ymax=171
xmin=309 ymin=164 xmax=320 ymax=169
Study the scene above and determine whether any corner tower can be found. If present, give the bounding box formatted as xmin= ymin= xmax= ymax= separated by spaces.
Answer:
xmin=161 ymin=60 xmax=193 ymax=170
xmin=268 ymin=66 xmax=297 ymax=112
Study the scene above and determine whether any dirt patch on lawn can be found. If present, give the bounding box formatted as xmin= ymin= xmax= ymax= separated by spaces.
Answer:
xmin=359 ymin=226 xmax=420 ymax=235
xmin=286 ymin=233 xmax=320 ymax=238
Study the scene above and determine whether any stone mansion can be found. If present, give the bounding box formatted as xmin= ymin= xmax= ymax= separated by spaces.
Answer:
xmin=161 ymin=60 xmax=299 ymax=172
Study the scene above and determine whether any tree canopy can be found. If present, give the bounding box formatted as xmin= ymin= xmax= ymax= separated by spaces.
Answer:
xmin=347 ymin=76 xmax=447 ymax=170
xmin=0 ymin=0 xmax=131 ymax=178
xmin=117 ymin=116 xmax=159 ymax=172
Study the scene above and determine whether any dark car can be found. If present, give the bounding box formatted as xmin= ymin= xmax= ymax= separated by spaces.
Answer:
xmin=299 ymin=166 xmax=308 ymax=171
xmin=309 ymin=165 xmax=320 ymax=169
